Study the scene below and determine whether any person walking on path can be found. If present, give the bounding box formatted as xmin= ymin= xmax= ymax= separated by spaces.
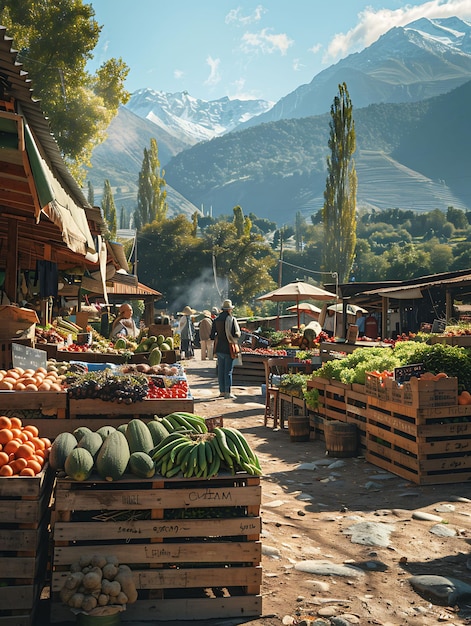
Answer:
xmin=179 ymin=305 xmax=196 ymax=359
xmin=210 ymin=299 xmax=241 ymax=399
xmin=199 ymin=310 xmax=214 ymax=360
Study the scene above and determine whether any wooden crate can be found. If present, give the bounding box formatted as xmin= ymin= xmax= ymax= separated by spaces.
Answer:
xmin=366 ymin=396 xmax=471 ymax=484
xmin=50 ymin=473 xmax=262 ymax=623
xmin=0 ymin=391 xmax=68 ymax=440
xmin=323 ymin=381 xmax=348 ymax=422
xmin=148 ymin=324 xmax=173 ymax=338
xmin=345 ymin=388 xmax=367 ymax=450
xmin=0 ymin=465 xmax=54 ymax=626
xmin=233 ymin=353 xmax=266 ymax=384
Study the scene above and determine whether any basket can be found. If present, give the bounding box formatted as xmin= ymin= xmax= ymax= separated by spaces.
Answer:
xmin=76 ymin=611 xmax=121 ymax=626
xmin=324 ymin=420 xmax=358 ymax=457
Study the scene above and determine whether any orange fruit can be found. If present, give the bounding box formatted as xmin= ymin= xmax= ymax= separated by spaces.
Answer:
xmin=23 ymin=425 xmax=39 ymax=437
xmin=15 ymin=444 xmax=35 ymax=460
xmin=0 ymin=429 xmax=13 ymax=445
xmin=9 ymin=458 xmax=28 ymax=473
xmin=3 ymin=440 xmax=20 ymax=455
xmin=19 ymin=467 xmax=35 ymax=477
xmin=0 ymin=451 xmax=9 ymax=466
xmin=0 ymin=416 xmax=12 ymax=429
xmin=0 ymin=464 xmax=13 ymax=476
xmin=10 ymin=417 xmax=22 ymax=429
xmin=26 ymin=459 xmax=42 ymax=474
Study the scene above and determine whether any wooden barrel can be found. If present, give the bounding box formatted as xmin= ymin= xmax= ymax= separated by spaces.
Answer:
xmin=324 ymin=420 xmax=358 ymax=457
xmin=288 ymin=415 xmax=311 ymax=442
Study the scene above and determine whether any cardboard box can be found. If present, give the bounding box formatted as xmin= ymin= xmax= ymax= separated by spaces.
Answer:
xmin=0 ymin=305 xmax=38 ymax=340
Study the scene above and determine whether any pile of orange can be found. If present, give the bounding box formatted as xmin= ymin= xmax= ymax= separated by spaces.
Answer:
xmin=0 ymin=415 xmax=52 ymax=476
xmin=0 ymin=366 xmax=64 ymax=392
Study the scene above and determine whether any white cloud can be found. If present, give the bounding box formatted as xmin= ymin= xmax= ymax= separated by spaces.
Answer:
xmin=293 ymin=58 xmax=304 ymax=71
xmin=241 ymin=28 xmax=293 ymax=55
xmin=174 ymin=69 xmax=184 ymax=80
xmin=309 ymin=43 xmax=322 ymax=55
xmin=225 ymin=5 xmax=266 ymax=25
xmin=324 ymin=0 xmax=471 ymax=64
xmin=204 ymin=55 xmax=221 ymax=86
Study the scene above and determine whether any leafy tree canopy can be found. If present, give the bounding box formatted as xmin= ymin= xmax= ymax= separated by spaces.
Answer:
xmin=0 ymin=0 xmax=130 ymax=182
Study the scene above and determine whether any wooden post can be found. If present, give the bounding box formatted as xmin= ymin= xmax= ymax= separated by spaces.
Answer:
xmin=4 ymin=219 xmax=18 ymax=302
xmin=382 ymin=296 xmax=389 ymax=339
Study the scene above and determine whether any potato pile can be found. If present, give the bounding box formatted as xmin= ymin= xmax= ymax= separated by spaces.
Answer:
xmin=60 ymin=554 xmax=138 ymax=615
xmin=0 ymin=365 xmax=64 ymax=391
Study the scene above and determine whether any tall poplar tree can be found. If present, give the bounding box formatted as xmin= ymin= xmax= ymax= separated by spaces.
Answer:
xmin=134 ymin=138 xmax=167 ymax=230
xmin=87 ymin=180 xmax=94 ymax=206
xmin=101 ymin=179 xmax=117 ymax=240
xmin=322 ymin=82 xmax=357 ymax=283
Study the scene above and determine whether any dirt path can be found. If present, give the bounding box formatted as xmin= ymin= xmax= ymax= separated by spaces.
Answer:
xmin=182 ymin=356 xmax=471 ymax=626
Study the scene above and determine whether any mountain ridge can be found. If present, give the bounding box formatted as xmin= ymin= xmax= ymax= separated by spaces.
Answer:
xmin=87 ymin=16 xmax=471 ymax=225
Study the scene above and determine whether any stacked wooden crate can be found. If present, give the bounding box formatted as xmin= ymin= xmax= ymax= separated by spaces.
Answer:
xmin=50 ymin=473 xmax=262 ymax=623
xmin=365 ymin=376 xmax=471 ymax=484
xmin=0 ymin=466 xmax=54 ymax=626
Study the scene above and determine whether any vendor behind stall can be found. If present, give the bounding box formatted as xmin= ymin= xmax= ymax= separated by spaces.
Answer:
xmin=110 ymin=303 xmax=139 ymax=339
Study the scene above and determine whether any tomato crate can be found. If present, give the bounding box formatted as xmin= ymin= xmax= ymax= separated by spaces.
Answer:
xmin=50 ymin=473 xmax=262 ymax=623
xmin=366 ymin=396 xmax=471 ymax=484
xmin=0 ymin=465 xmax=54 ymax=626
xmin=398 ymin=376 xmax=458 ymax=408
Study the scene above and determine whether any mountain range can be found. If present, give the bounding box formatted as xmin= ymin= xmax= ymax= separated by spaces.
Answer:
xmin=87 ymin=17 xmax=471 ymax=225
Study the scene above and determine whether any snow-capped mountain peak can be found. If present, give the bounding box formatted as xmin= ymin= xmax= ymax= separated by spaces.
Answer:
xmin=126 ymin=88 xmax=273 ymax=145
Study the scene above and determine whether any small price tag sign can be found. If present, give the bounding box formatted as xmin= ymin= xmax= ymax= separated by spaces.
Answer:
xmin=12 ymin=343 xmax=47 ymax=371
xmin=394 ymin=362 xmax=424 ymax=383
xmin=286 ymin=349 xmax=297 ymax=357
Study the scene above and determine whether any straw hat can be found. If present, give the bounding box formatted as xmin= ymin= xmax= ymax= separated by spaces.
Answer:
xmin=202 ymin=310 xmax=212 ymax=318
xmin=211 ymin=307 xmax=220 ymax=315
xmin=182 ymin=305 xmax=193 ymax=315
xmin=222 ymin=299 xmax=234 ymax=310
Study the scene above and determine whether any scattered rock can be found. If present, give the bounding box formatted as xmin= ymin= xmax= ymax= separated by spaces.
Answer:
xmin=409 ymin=574 xmax=471 ymax=605
xmin=435 ymin=504 xmax=456 ymax=513
xmin=295 ymin=560 xmax=365 ymax=577
xmin=412 ymin=511 xmax=443 ymax=522
xmin=343 ymin=521 xmax=396 ymax=547
xmin=262 ymin=545 xmax=281 ymax=557
xmin=429 ymin=524 xmax=457 ymax=537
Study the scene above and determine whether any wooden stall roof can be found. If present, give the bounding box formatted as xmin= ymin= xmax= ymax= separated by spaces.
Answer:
xmin=324 ymin=270 xmax=471 ymax=309
xmin=0 ymin=25 xmax=104 ymax=274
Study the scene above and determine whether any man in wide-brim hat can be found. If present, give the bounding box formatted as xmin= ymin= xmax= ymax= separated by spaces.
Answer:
xmin=179 ymin=305 xmax=196 ymax=359
xmin=198 ymin=310 xmax=214 ymax=360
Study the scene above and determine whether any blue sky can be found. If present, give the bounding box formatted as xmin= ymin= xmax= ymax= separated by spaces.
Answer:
xmin=88 ymin=0 xmax=471 ymax=103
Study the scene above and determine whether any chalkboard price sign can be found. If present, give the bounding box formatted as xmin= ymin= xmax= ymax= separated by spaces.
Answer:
xmin=12 ymin=343 xmax=47 ymax=371
xmin=394 ymin=362 xmax=424 ymax=384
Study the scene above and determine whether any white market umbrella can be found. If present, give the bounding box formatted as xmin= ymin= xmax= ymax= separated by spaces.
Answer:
xmin=328 ymin=303 xmax=368 ymax=315
xmin=257 ymin=280 xmax=337 ymax=328
xmin=286 ymin=302 xmax=322 ymax=322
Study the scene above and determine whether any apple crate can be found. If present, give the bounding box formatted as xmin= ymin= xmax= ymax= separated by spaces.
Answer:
xmin=366 ymin=395 xmax=471 ymax=484
xmin=50 ymin=473 xmax=262 ymax=623
xmin=0 ymin=465 xmax=54 ymax=626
